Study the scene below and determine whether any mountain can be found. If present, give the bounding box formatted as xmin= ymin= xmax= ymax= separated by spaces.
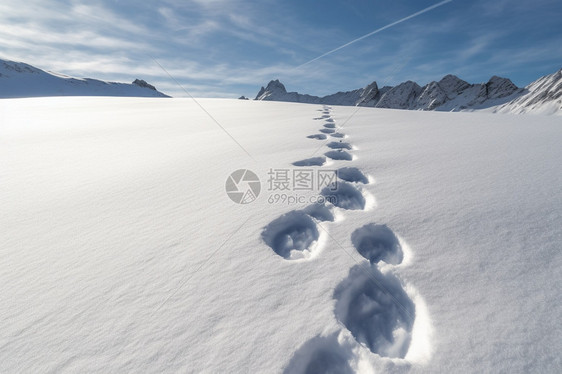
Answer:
xmin=375 ymin=80 xmax=422 ymax=109
xmin=255 ymin=79 xmax=383 ymax=106
xmin=255 ymin=69 xmax=561 ymax=115
xmin=0 ymin=59 xmax=169 ymax=98
xmin=494 ymin=69 xmax=562 ymax=115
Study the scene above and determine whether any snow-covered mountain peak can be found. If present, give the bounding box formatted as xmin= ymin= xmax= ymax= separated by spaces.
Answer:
xmin=485 ymin=76 xmax=519 ymax=99
xmin=255 ymin=79 xmax=287 ymax=100
xmin=438 ymin=74 xmax=470 ymax=96
xmin=1 ymin=60 xmax=42 ymax=76
xmin=132 ymin=79 xmax=158 ymax=91
xmin=495 ymin=68 xmax=562 ymax=115
xmin=375 ymin=80 xmax=422 ymax=109
xmin=416 ymin=81 xmax=448 ymax=110
xmin=357 ymin=81 xmax=379 ymax=106
xmin=0 ymin=58 xmax=169 ymax=98
xmin=253 ymin=68 xmax=560 ymax=115
xmin=265 ymin=79 xmax=287 ymax=92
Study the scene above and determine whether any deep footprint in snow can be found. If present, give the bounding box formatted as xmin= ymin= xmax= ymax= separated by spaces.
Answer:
xmin=261 ymin=211 xmax=320 ymax=259
xmin=325 ymin=118 xmax=335 ymax=123
xmin=323 ymin=123 xmax=336 ymax=129
xmin=307 ymin=134 xmax=327 ymax=140
xmin=330 ymin=132 xmax=345 ymax=138
xmin=325 ymin=150 xmax=353 ymax=161
xmin=351 ymin=224 xmax=404 ymax=265
xmin=337 ymin=167 xmax=368 ymax=184
xmin=320 ymin=128 xmax=336 ymax=134
xmin=293 ymin=157 xmax=326 ymax=167
xmin=322 ymin=182 xmax=365 ymax=210
xmin=303 ymin=203 xmax=334 ymax=222
xmin=283 ymin=333 xmax=354 ymax=374
xmin=334 ymin=264 xmax=415 ymax=358
xmin=326 ymin=141 xmax=352 ymax=150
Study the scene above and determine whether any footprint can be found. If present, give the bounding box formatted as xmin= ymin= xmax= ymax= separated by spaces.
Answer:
xmin=351 ymin=224 xmax=404 ymax=265
xmin=303 ymin=203 xmax=334 ymax=222
xmin=261 ymin=211 xmax=320 ymax=259
xmin=307 ymin=134 xmax=327 ymax=140
xmin=323 ymin=123 xmax=336 ymax=129
xmin=321 ymin=114 xmax=330 ymax=118
xmin=325 ymin=118 xmax=335 ymax=123
xmin=283 ymin=333 xmax=354 ymax=374
xmin=320 ymin=129 xmax=335 ymax=134
xmin=326 ymin=141 xmax=352 ymax=150
xmin=325 ymin=150 xmax=353 ymax=161
xmin=322 ymin=182 xmax=365 ymax=210
xmin=334 ymin=264 xmax=415 ymax=358
xmin=293 ymin=157 xmax=326 ymax=167
xmin=330 ymin=133 xmax=345 ymax=138
xmin=337 ymin=167 xmax=368 ymax=184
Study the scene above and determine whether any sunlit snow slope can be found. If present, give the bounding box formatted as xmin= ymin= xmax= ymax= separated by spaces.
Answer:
xmin=0 ymin=59 xmax=168 ymax=98
xmin=1 ymin=98 xmax=560 ymax=373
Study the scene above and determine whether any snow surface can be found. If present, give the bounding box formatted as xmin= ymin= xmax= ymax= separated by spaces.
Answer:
xmin=1 ymin=97 xmax=561 ymax=373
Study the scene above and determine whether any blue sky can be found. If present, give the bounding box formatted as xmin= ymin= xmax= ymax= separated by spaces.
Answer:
xmin=1 ymin=0 xmax=561 ymax=97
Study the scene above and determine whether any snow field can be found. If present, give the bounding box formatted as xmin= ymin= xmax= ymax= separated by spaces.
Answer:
xmin=1 ymin=98 xmax=560 ymax=373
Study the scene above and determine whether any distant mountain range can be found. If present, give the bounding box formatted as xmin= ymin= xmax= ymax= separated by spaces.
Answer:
xmin=255 ymin=69 xmax=562 ymax=115
xmin=0 ymin=59 xmax=168 ymax=98
xmin=2 ymin=58 xmax=560 ymax=115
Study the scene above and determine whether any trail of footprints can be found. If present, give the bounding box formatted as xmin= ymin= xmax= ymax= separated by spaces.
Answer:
xmin=261 ymin=106 xmax=421 ymax=372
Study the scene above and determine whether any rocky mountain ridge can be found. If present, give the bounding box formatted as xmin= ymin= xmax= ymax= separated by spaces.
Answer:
xmin=254 ymin=69 xmax=562 ymax=114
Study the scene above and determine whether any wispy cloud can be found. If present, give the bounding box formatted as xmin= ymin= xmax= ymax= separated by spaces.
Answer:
xmin=0 ymin=0 xmax=560 ymax=96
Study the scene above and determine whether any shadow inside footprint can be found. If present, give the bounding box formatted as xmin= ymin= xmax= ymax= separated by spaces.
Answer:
xmin=262 ymin=211 xmax=319 ymax=259
xmin=293 ymin=157 xmax=326 ymax=167
xmin=334 ymin=264 xmax=415 ymax=358
xmin=307 ymin=134 xmax=327 ymax=140
xmin=327 ymin=141 xmax=352 ymax=150
xmin=337 ymin=167 xmax=368 ymax=184
xmin=324 ymin=123 xmax=336 ymax=129
xmin=303 ymin=203 xmax=334 ymax=222
xmin=320 ymin=129 xmax=335 ymax=134
xmin=351 ymin=224 xmax=404 ymax=265
xmin=330 ymin=133 xmax=345 ymax=138
xmin=322 ymin=182 xmax=365 ymax=210
xmin=325 ymin=150 xmax=352 ymax=161
xmin=283 ymin=333 xmax=354 ymax=374
xmin=325 ymin=118 xmax=334 ymax=123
